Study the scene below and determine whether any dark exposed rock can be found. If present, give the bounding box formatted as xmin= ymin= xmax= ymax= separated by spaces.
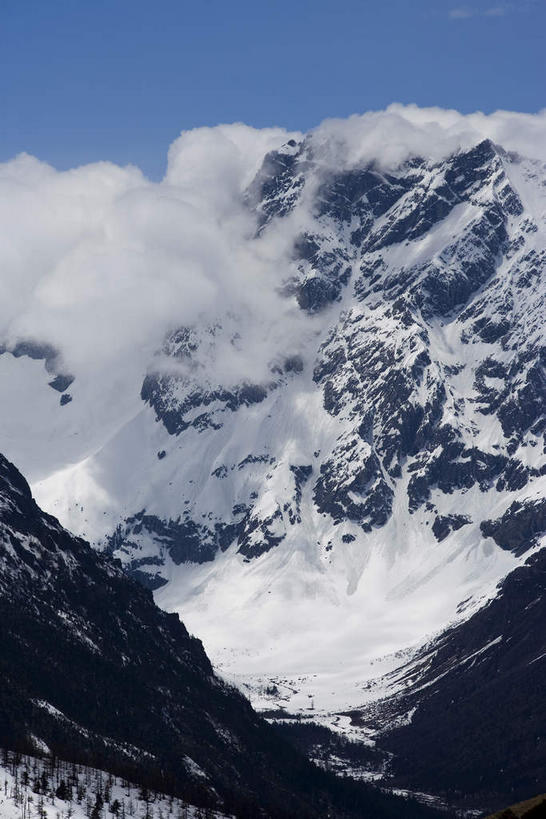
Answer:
xmin=288 ymin=464 xmax=313 ymax=526
xmin=362 ymin=141 xmax=515 ymax=256
xmin=497 ymin=347 xmax=546 ymax=442
xmin=432 ymin=514 xmax=471 ymax=542
xmin=481 ymin=498 xmax=546 ymax=556
xmin=141 ymin=370 xmax=269 ymax=436
xmin=237 ymin=453 xmax=275 ymax=469
xmin=408 ymin=427 xmax=508 ymax=511
xmin=283 ymin=354 xmax=304 ymax=373
xmin=237 ymin=508 xmax=286 ymax=560
xmin=293 ymin=239 xmax=352 ymax=313
xmin=495 ymin=459 xmax=530 ymax=492
xmin=11 ymin=340 xmax=58 ymax=367
xmin=48 ymin=373 xmax=75 ymax=393
xmin=141 ymin=323 xmax=308 ymax=437
xmin=1 ymin=340 xmax=71 ymax=385
xmin=316 ymin=166 xmax=411 ymax=228
xmin=106 ymin=510 xmax=245 ymax=572
xmin=472 ymin=315 xmax=511 ymax=344
xmin=248 ymin=141 xmax=307 ymax=228
xmin=296 ymin=275 xmax=344 ymax=313
xmin=314 ymin=445 xmax=393 ymax=533
xmin=130 ymin=567 xmax=168 ymax=591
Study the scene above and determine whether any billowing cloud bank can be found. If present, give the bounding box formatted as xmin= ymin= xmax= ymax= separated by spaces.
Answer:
xmin=0 ymin=124 xmax=296 ymax=380
xmin=1 ymin=105 xmax=545 ymax=388
xmin=310 ymin=103 xmax=546 ymax=170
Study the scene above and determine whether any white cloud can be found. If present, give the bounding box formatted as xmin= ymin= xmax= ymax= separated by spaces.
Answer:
xmin=0 ymin=125 xmax=300 ymax=386
xmin=308 ymin=104 xmax=546 ymax=172
xmin=484 ymin=6 xmax=508 ymax=14
xmin=449 ymin=3 xmax=511 ymax=18
xmin=1 ymin=105 xmax=545 ymax=407
xmin=449 ymin=7 xmax=475 ymax=18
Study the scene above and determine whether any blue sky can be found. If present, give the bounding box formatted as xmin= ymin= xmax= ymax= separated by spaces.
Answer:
xmin=1 ymin=0 xmax=544 ymax=179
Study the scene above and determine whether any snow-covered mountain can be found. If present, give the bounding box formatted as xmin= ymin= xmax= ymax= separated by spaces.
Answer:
xmin=0 ymin=108 xmax=544 ymax=731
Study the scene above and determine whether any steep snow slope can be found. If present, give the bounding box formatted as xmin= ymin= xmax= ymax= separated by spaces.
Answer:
xmin=1 ymin=113 xmax=545 ymax=719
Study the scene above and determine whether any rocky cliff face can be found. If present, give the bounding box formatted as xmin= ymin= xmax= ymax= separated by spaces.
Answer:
xmin=100 ymin=139 xmax=545 ymax=581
